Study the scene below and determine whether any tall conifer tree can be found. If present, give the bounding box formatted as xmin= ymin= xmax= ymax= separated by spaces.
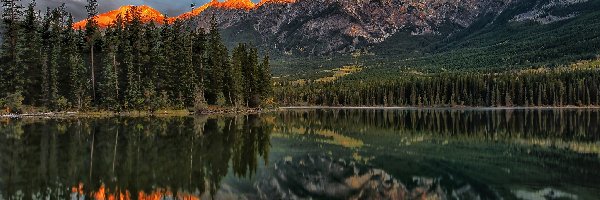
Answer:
xmin=0 ymin=0 xmax=24 ymax=98
xmin=22 ymin=0 xmax=42 ymax=105
xmin=85 ymin=0 xmax=99 ymax=104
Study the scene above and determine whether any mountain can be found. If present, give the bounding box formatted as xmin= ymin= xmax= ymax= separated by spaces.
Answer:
xmin=189 ymin=0 xmax=514 ymax=54
xmin=203 ymin=0 xmax=600 ymax=58
xmin=76 ymin=0 xmax=600 ymax=71
xmin=256 ymin=0 xmax=296 ymax=7
xmin=73 ymin=5 xmax=168 ymax=29
xmin=75 ymin=0 xmax=259 ymax=28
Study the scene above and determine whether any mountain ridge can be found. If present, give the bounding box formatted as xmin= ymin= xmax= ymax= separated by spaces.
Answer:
xmin=74 ymin=0 xmax=294 ymax=29
xmin=73 ymin=0 xmax=600 ymax=69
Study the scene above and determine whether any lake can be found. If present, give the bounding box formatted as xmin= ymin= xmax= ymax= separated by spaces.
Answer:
xmin=0 ymin=109 xmax=599 ymax=200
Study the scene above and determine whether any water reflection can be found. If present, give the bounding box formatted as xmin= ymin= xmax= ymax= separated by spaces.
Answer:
xmin=255 ymin=154 xmax=477 ymax=199
xmin=0 ymin=109 xmax=599 ymax=199
xmin=0 ymin=115 xmax=272 ymax=200
xmin=276 ymin=109 xmax=600 ymax=154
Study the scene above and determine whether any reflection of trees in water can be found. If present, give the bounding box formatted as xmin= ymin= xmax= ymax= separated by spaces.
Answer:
xmin=0 ymin=115 xmax=273 ymax=199
xmin=278 ymin=109 xmax=600 ymax=141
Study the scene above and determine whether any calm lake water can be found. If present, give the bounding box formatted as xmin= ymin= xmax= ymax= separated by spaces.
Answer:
xmin=1 ymin=109 xmax=599 ymax=200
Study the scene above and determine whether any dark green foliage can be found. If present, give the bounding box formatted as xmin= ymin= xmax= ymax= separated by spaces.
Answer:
xmin=122 ymin=7 xmax=144 ymax=109
xmin=85 ymin=0 xmax=100 ymax=104
xmin=225 ymin=44 xmax=245 ymax=106
xmin=0 ymin=1 xmax=273 ymax=112
xmin=276 ymin=67 xmax=600 ymax=107
xmin=99 ymin=26 xmax=119 ymax=110
xmin=21 ymin=0 xmax=42 ymax=106
xmin=205 ymin=16 xmax=227 ymax=105
xmin=258 ymin=54 xmax=273 ymax=102
xmin=65 ymin=15 xmax=89 ymax=110
xmin=44 ymin=6 xmax=67 ymax=110
xmin=0 ymin=0 xmax=24 ymax=99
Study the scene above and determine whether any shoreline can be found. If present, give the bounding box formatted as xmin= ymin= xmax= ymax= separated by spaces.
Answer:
xmin=3 ymin=106 xmax=600 ymax=118
xmin=279 ymin=106 xmax=600 ymax=110
xmin=0 ymin=107 xmax=271 ymax=119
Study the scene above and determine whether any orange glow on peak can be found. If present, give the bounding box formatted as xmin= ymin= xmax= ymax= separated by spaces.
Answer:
xmin=214 ymin=0 xmax=256 ymax=10
xmin=73 ymin=0 xmax=297 ymax=30
xmin=73 ymin=5 xmax=167 ymax=29
xmin=257 ymin=0 xmax=296 ymax=7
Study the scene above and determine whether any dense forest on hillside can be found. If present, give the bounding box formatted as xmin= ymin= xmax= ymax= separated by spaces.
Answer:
xmin=267 ymin=0 xmax=600 ymax=79
xmin=270 ymin=0 xmax=600 ymax=108
xmin=275 ymin=61 xmax=600 ymax=107
xmin=0 ymin=0 xmax=272 ymax=113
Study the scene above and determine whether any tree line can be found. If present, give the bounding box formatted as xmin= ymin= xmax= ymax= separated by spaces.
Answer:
xmin=275 ymin=67 xmax=600 ymax=107
xmin=0 ymin=0 xmax=272 ymax=113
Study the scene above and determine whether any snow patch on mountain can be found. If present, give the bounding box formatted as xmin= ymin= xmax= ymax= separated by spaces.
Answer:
xmin=512 ymin=0 xmax=588 ymax=24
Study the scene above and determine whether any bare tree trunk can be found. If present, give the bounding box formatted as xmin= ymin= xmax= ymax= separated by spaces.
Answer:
xmin=91 ymin=45 xmax=96 ymax=103
xmin=114 ymin=54 xmax=119 ymax=99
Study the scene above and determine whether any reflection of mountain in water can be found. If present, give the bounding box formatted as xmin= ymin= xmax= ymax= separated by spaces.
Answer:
xmin=256 ymin=155 xmax=486 ymax=200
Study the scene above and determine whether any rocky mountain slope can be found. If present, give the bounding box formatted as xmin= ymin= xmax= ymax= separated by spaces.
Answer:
xmin=75 ymin=0 xmax=599 ymax=62
xmin=185 ymin=0 xmax=598 ymax=57
xmin=194 ymin=0 xmax=514 ymax=55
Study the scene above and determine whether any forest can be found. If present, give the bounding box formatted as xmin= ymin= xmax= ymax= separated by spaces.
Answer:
xmin=275 ymin=64 xmax=600 ymax=107
xmin=2 ymin=0 xmax=600 ymax=113
xmin=0 ymin=0 xmax=272 ymax=113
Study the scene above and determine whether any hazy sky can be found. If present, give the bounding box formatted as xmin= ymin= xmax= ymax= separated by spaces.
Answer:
xmin=33 ymin=0 xmax=261 ymax=21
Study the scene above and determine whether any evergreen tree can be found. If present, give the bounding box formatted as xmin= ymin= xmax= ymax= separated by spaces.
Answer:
xmin=65 ymin=15 xmax=89 ymax=110
xmin=205 ymin=16 xmax=226 ymax=105
xmin=240 ymin=46 xmax=260 ymax=107
xmin=21 ymin=0 xmax=43 ymax=105
xmin=0 ymin=0 xmax=274 ymax=112
xmin=39 ymin=8 xmax=51 ymax=107
xmin=154 ymin=17 xmax=172 ymax=108
xmin=84 ymin=0 xmax=99 ymax=104
xmin=0 ymin=0 xmax=24 ymax=99
xmin=170 ymin=20 xmax=195 ymax=107
xmin=142 ymin=21 xmax=160 ymax=110
xmin=123 ymin=7 xmax=144 ymax=109
xmin=100 ymin=26 xmax=119 ymax=110
xmin=45 ymin=8 xmax=62 ymax=110
xmin=224 ymin=44 xmax=244 ymax=106
xmin=191 ymin=29 xmax=207 ymax=109
xmin=257 ymin=54 xmax=272 ymax=104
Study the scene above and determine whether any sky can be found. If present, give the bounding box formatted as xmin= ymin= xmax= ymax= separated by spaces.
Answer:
xmin=33 ymin=0 xmax=261 ymax=21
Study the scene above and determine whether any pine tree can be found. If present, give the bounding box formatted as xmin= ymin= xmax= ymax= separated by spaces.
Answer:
xmin=205 ymin=16 xmax=226 ymax=105
xmin=61 ymin=15 xmax=89 ymax=110
xmin=21 ymin=0 xmax=43 ymax=105
xmin=224 ymin=44 xmax=245 ymax=106
xmin=257 ymin=54 xmax=272 ymax=105
xmin=0 ymin=0 xmax=24 ymax=99
xmin=170 ymin=20 xmax=196 ymax=107
xmin=192 ymin=29 xmax=207 ymax=109
xmin=154 ymin=18 xmax=172 ymax=108
xmin=100 ymin=26 xmax=120 ymax=110
xmin=39 ymin=8 xmax=51 ymax=107
xmin=85 ymin=0 xmax=99 ymax=104
xmin=47 ymin=8 xmax=62 ymax=110
xmin=242 ymin=47 xmax=259 ymax=107
xmin=123 ymin=7 xmax=144 ymax=109
xmin=142 ymin=22 xmax=160 ymax=110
